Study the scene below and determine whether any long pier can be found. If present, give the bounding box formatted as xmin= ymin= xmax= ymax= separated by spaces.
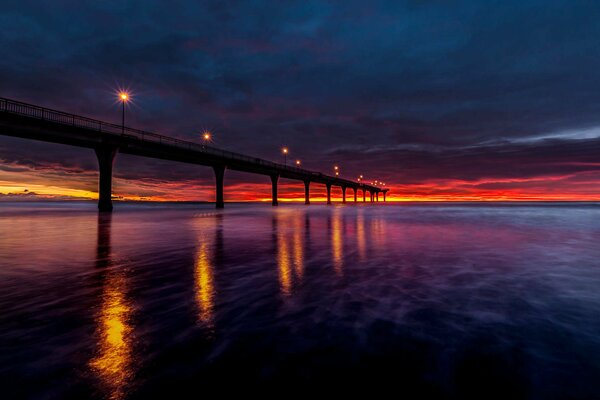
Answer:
xmin=0 ymin=97 xmax=388 ymax=210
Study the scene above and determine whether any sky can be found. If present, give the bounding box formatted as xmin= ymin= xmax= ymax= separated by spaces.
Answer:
xmin=1 ymin=0 xmax=600 ymax=202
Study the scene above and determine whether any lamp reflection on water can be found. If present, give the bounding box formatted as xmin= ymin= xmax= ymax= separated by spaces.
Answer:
xmin=356 ymin=211 xmax=366 ymax=261
xmin=278 ymin=229 xmax=292 ymax=296
xmin=292 ymin=214 xmax=304 ymax=280
xmin=275 ymin=211 xmax=306 ymax=296
xmin=195 ymin=240 xmax=215 ymax=327
xmin=89 ymin=213 xmax=134 ymax=400
xmin=331 ymin=210 xmax=343 ymax=275
xmin=194 ymin=215 xmax=222 ymax=331
xmin=370 ymin=215 xmax=386 ymax=251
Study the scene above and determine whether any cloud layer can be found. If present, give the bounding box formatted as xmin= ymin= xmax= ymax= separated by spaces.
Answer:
xmin=1 ymin=1 xmax=600 ymax=200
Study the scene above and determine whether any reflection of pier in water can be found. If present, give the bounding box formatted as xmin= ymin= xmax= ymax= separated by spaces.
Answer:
xmin=328 ymin=209 xmax=344 ymax=276
xmin=193 ymin=213 xmax=223 ymax=329
xmin=90 ymin=213 xmax=134 ymax=400
xmin=274 ymin=210 xmax=308 ymax=296
xmin=88 ymin=207 xmax=377 ymax=397
xmin=356 ymin=210 xmax=367 ymax=261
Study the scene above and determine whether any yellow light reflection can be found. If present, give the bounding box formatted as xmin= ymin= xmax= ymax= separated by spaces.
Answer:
xmin=89 ymin=271 xmax=133 ymax=400
xmin=277 ymin=231 xmax=292 ymax=296
xmin=356 ymin=212 xmax=366 ymax=261
xmin=332 ymin=211 xmax=343 ymax=275
xmin=292 ymin=216 xmax=304 ymax=280
xmin=195 ymin=241 xmax=215 ymax=327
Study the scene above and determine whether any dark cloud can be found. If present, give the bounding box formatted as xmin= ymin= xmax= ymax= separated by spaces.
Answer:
xmin=1 ymin=0 xmax=600 ymax=198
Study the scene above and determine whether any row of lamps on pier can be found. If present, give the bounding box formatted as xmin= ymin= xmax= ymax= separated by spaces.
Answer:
xmin=117 ymin=90 xmax=385 ymax=187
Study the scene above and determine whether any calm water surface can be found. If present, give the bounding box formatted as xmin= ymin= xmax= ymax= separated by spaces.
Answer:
xmin=1 ymin=202 xmax=600 ymax=398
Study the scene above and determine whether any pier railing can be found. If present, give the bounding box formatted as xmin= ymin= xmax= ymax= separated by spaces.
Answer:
xmin=0 ymin=97 xmax=369 ymax=188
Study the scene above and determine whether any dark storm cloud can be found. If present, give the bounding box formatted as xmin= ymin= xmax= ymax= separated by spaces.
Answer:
xmin=1 ymin=0 xmax=600 ymax=190
xmin=327 ymin=136 xmax=600 ymax=185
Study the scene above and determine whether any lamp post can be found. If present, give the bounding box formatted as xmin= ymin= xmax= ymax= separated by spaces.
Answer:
xmin=118 ymin=92 xmax=129 ymax=134
xmin=201 ymin=130 xmax=211 ymax=150
xmin=282 ymin=147 xmax=288 ymax=166
xmin=295 ymin=160 xmax=301 ymax=167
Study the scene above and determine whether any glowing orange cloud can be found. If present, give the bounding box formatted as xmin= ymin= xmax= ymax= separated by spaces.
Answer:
xmin=2 ymin=161 xmax=600 ymax=202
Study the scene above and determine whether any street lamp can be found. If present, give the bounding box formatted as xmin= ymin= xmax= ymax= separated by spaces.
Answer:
xmin=295 ymin=160 xmax=301 ymax=166
xmin=118 ymin=92 xmax=129 ymax=134
xmin=202 ymin=130 xmax=211 ymax=142
xmin=282 ymin=147 xmax=288 ymax=165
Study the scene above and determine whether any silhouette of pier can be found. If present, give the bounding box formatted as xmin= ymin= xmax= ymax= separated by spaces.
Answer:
xmin=0 ymin=97 xmax=389 ymax=210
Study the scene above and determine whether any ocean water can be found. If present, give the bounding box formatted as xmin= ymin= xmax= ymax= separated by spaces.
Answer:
xmin=1 ymin=202 xmax=600 ymax=399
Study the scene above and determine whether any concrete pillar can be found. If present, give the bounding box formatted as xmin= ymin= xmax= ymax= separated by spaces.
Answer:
xmin=370 ymin=191 xmax=374 ymax=202
xmin=326 ymin=183 xmax=332 ymax=205
xmin=95 ymin=145 xmax=118 ymax=212
xmin=353 ymin=187 xmax=357 ymax=202
xmin=304 ymin=180 xmax=310 ymax=205
xmin=363 ymin=189 xmax=366 ymax=202
xmin=342 ymin=187 xmax=346 ymax=204
xmin=376 ymin=192 xmax=379 ymax=202
xmin=383 ymin=191 xmax=386 ymax=202
xmin=213 ymin=165 xmax=225 ymax=209
xmin=271 ymin=174 xmax=279 ymax=206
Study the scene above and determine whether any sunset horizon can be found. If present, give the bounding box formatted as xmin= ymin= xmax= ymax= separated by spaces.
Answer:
xmin=2 ymin=95 xmax=599 ymax=203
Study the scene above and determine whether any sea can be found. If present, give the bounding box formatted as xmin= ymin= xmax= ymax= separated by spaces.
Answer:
xmin=1 ymin=202 xmax=599 ymax=399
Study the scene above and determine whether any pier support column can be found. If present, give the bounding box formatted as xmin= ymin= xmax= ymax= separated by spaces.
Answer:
xmin=213 ymin=165 xmax=225 ymax=209
xmin=376 ymin=192 xmax=379 ymax=202
xmin=370 ymin=191 xmax=374 ymax=202
xmin=326 ymin=183 xmax=332 ymax=205
xmin=353 ymin=187 xmax=357 ymax=202
xmin=342 ymin=187 xmax=346 ymax=204
xmin=304 ymin=181 xmax=310 ymax=205
xmin=383 ymin=192 xmax=386 ymax=202
xmin=95 ymin=145 xmax=118 ymax=212
xmin=363 ymin=189 xmax=366 ymax=202
xmin=271 ymin=174 xmax=279 ymax=206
